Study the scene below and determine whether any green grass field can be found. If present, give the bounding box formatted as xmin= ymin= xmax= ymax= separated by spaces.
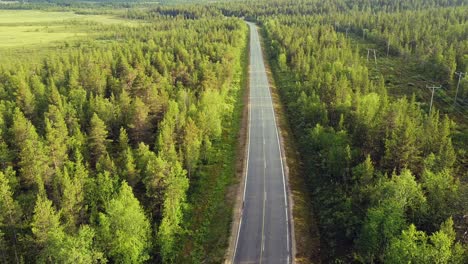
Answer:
xmin=0 ymin=10 xmax=135 ymax=48
xmin=0 ymin=25 xmax=86 ymax=47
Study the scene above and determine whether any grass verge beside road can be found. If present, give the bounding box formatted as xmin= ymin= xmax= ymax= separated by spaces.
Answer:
xmin=175 ymin=23 xmax=249 ymax=263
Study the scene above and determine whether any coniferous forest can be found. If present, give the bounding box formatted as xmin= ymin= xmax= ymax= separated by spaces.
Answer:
xmin=0 ymin=0 xmax=467 ymax=263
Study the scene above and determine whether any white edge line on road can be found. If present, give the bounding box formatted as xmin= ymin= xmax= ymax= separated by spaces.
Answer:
xmin=260 ymin=101 xmax=266 ymax=264
xmin=232 ymin=26 xmax=252 ymax=263
xmin=263 ymin=36 xmax=292 ymax=262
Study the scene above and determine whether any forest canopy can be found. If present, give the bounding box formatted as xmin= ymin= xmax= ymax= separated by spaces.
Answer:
xmin=0 ymin=0 xmax=466 ymax=263
xmin=0 ymin=9 xmax=247 ymax=263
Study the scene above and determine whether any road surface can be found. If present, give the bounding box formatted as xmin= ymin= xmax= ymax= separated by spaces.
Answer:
xmin=233 ymin=22 xmax=291 ymax=264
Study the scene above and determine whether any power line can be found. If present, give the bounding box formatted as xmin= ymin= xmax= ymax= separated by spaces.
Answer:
xmin=432 ymin=90 xmax=468 ymax=118
xmin=454 ymin=71 xmax=466 ymax=106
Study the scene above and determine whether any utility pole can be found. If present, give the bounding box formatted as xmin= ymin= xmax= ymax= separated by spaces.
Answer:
xmin=386 ymin=38 xmax=390 ymax=57
xmin=453 ymin=71 xmax=466 ymax=106
xmin=386 ymin=37 xmax=399 ymax=57
xmin=367 ymin=49 xmax=377 ymax=64
xmin=427 ymin=85 xmax=442 ymax=113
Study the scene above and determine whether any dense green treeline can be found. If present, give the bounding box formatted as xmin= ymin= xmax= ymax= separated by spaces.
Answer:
xmin=218 ymin=0 xmax=466 ymax=20
xmin=0 ymin=0 xmax=224 ymax=12
xmin=0 ymin=14 xmax=247 ymax=263
xmin=329 ymin=7 xmax=467 ymax=85
xmin=262 ymin=13 xmax=466 ymax=263
xmin=7 ymin=0 xmax=466 ymax=15
xmin=125 ymin=5 xmax=224 ymax=20
xmin=256 ymin=8 xmax=467 ymax=105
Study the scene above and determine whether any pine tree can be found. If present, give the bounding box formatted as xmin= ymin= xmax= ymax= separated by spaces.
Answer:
xmin=118 ymin=127 xmax=130 ymax=153
xmin=56 ymin=226 xmax=105 ymax=264
xmin=156 ymin=101 xmax=180 ymax=165
xmin=158 ymin=160 xmax=188 ymax=263
xmin=357 ymin=198 xmax=406 ymax=262
xmin=122 ymin=149 xmax=139 ymax=187
xmin=61 ymin=163 xmax=86 ymax=232
xmin=117 ymin=89 xmax=132 ymax=127
xmin=384 ymin=112 xmax=420 ymax=173
xmin=87 ymin=171 xmax=117 ymax=223
xmin=385 ymin=218 xmax=465 ymax=263
xmin=129 ymin=97 xmax=150 ymax=144
xmin=98 ymin=181 xmax=151 ymax=263
xmin=31 ymin=193 xmax=64 ymax=263
xmin=11 ymin=109 xmax=49 ymax=188
xmin=182 ymin=117 xmax=201 ymax=178
xmin=88 ymin=113 xmax=108 ymax=165
xmin=0 ymin=171 xmax=20 ymax=264
xmin=436 ymin=116 xmax=456 ymax=171
xmin=47 ymin=81 xmax=63 ymax=111
xmin=137 ymin=143 xmax=166 ymax=213
xmin=117 ymin=128 xmax=139 ymax=186
xmin=421 ymin=168 xmax=459 ymax=228
xmin=45 ymin=105 xmax=69 ymax=171
xmin=12 ymin=73 xmax=36 ymax=119
xmin=0 ymin=132 xmax=12 ymax=170
xmin=352 ymin=155 xmax=374 ymax=185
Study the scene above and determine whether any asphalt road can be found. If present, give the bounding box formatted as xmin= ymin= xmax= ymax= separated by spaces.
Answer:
xmin=233 ymin=22 xmax=291 ymax=264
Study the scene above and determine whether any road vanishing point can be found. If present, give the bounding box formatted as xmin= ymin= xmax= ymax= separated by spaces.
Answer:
xmin=233 ymin=22 xmax=292 ymax=264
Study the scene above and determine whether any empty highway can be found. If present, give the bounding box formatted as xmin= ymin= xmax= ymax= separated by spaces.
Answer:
xmin=233 ymin=22 xmax=291 ymax=264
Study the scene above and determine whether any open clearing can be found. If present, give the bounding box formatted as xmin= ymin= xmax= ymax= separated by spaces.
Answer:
xmin=0 ymin=10 xmax=134 ymax=48
xmin=0 ymin=26 xmax=86 ymax=47
xmin=0 ymin=10 xmax=130 ymax=25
